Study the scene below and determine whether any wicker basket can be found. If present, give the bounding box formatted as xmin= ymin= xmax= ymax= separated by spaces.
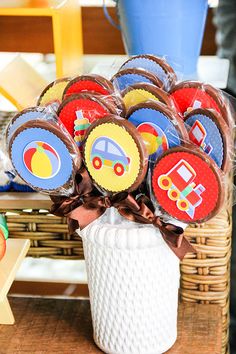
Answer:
xmin=0 ymin=191 xmax=231 ymax=354
xmin=0 ymin=112 xmax=232 ymax=354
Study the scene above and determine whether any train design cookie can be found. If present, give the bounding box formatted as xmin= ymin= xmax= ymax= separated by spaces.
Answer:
xmin=152 ymin=147 xmax=223 ymax=223
xmin=126 ymin=101 xmax=188 ymax=161
xmin=120 ymin=54 xmax=177 ymax=90
xmin=9 ymin=120 xmax=81 ymax=193
xmin=184 ymin=108 xmax=230 ymax=172
xmin=84 ymin=115 xmax=148 ymax=193
xmin=57 ymin=93 xmax=117 ymax=149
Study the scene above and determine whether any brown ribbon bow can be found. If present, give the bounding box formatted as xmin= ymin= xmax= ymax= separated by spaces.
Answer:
xmin=50 ymin=169 xmax=195 ymax=260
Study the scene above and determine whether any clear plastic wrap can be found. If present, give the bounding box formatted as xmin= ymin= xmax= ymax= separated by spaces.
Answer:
xmin=7 ymin=110 xmax=82 ymax=196
xmin=4 ymin=53 xmax=236 ymax=226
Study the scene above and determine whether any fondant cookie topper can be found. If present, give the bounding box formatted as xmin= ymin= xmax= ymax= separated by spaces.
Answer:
xmin=120 ymin=54 xmax=177 ymax=90
xmin=152 ymin=146 xmax=224 ymax=223
xmin=122 ymin=83 xmax=174 ymax=111
xmin=170 ymin=81 xmax=230 ymax=125
xmin=57 ymin=93 xmax=118 ymax=149
xmin=6 ymin=107 xmax=47 ymax=145
xmin=126 ymin=101 xmax=188 ymax=161
xmin=9 ymin=120 xmax=81 ymax=194
xmin=63 ymin=74 xmax=114 ymax=97
xmin=111 ymin=68 xmax=162 ymax=92
xmin=37 ymin=78 xmax=70 ymax=108
xmin=184 ymin=108 xmax=230 ymax=172
xmin=63 ymin=74 xmax=125 ymax=114
xmin=84 ymin=115 xmax=148 ymax=194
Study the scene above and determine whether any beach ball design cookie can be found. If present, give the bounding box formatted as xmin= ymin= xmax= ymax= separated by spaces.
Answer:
xmin=63 ymin=74 xmax=114 ymax=97
xmin=120 ymin=55 xmax=177 ymax=90
xmin=184 ymin=108 xmax=230 ymax=172
xmin=84 ymin=115 xmax=148 ymax=193
xmin=122 ymin=83 xmax=173 ymax=111
xmin=170 ymin=81 xmax=229 ymax=125
xmin=37 ymin=78 xmax=70 ymax=108
xmin=6 ymin=107 xmax=46 ymax=145
xmin=9 ymin=120 xmax=81 ymax=193
xmin=152 ymin=147 xmax=223 ymax=223
xmin=111 ymin=68 xmax=162 ymax=92
xmin=127 ymin=101 xmax=188 ymax=161
xmin=57 ymin=93 xmax=117 ymax=149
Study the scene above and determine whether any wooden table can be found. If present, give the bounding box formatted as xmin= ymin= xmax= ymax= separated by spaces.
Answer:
xmin=0 ymin=299 xmax=222 ymax=354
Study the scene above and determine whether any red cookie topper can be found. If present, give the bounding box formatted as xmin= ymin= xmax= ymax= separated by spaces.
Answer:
xmin=170 ymin=81 xmax=230 ymax=126
xmin=152 ymin=146 xmax=224 ymax=223
xmin=57 ymin=93 xmax=118 ymax=148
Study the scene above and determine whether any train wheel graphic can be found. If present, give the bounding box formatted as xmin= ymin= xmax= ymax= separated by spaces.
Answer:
xmin=92 ymin=156 xmax=102 ymax=170
xmin=158 ymin=175 xmax=172 ymax=190
xmin=114 ymin=163 xmax=125 ymax=176
xmin=168 ymin=188 xmax=180 ymax=201
xmin=177 ymin=199 xmax=189 ymax=211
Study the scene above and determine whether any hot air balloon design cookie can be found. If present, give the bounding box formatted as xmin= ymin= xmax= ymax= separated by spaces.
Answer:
xmin=57 ymin=93 xmax=117 ymax=149
xmin=122 ymin=83 xmax=174 ymax=111
xmin=152 ymin=146 xmax=224 ymax=223
xmin=37 ymin=78 xmax=70 ymax=108
xmin=9 ymin=120 xmax=81 ymax=194
xmin=6 ymin=107 xmax=47 ymax=145
xmin=120 ymin=55 xmax=177 ymax=90
xmin=184 ymin=108 xmax=230 ymax=172
xmin=84 ymin=115 xmax=148 ymax=193
xmin=126 ymin=101 xmax=188 ymax=161
xmin=170 ymin=81 xmax=230 ymax=125
xmin=111 ymin=68 xmax=162 ymax=92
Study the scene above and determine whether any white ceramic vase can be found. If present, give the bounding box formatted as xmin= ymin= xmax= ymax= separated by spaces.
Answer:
xmin=79 ymin=208 xmax=180 ymax=354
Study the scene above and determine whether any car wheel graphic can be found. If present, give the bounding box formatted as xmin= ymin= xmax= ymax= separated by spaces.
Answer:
xmin=92 ymin=156 xmax=102 ymax=170
xmin=114 ymin=163 xmax=125 ymax=176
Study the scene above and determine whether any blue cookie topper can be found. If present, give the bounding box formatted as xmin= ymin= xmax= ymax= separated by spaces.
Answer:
xmin=11 ymin=127 xmax=73 ymax=191
xmin=128 ymin=108 xmax=181 ymax=161
xmin=113 ymin=74 xmax=153 ymax=91
xmin=185 ymin=114 xmax=224 ymax=168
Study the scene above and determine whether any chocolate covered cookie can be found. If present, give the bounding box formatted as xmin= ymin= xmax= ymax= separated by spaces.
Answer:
xmin=111 ymin=68 xmax=162 ymax=92
xmin=83 ymin=115 xmax=148 ymax=194
xmin=57 ymin=93 xmax=118 ymax=149
xmin=152 ymin=146 xmax=224 ymax=223
xmin=9 ymin=120 xmax=81 ymax=194
xmin=119 ymin=55 xmax=177 ymax=90
xmin=37 ymin=78 xmax=70 ymax=107
xmin=126 ymin=101 xmax=188 ymax=161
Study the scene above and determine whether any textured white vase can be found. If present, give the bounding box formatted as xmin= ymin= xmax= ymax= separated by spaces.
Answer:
xmin=79 ymin=208 xmax=180 ymax=354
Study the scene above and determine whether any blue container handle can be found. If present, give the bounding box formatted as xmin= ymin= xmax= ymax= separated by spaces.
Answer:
xmin=103 ymin=0 xmax=120 ymax=30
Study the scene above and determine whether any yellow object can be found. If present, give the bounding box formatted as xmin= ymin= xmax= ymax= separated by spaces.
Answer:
xmin=0 ymin=239 xmax=30 ymax=324
xmin=39 ymin=80 xmax=69 ymax=106
xmin=123 ymin=89 xmax=159 ymax=110
xmin=0 ymin=0 xmax=83 ymax=78
xmin=0 ymin=56 xmax=48 ymax=110
xmin=85 ymin=123 xmax=141 ymax=192
xmin=31 ymin=150 xmax=52 ymax=178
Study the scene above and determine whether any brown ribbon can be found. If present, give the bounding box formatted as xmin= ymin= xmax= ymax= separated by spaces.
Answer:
xmin=50 ymin=169 xmax=195 ymax=260
xmin=66 ymin=192 xmax=196 ymax=261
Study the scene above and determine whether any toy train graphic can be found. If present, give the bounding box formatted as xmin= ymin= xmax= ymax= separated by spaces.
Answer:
xmin=158 ymin=159 xmax=205 ymax=219
xmin=189 ymin=120 xmax=213 ymax=155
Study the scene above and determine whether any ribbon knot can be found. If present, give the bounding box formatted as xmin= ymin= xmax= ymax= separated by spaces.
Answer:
xmin=49 ymin=169 xmax=196 ymax=261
